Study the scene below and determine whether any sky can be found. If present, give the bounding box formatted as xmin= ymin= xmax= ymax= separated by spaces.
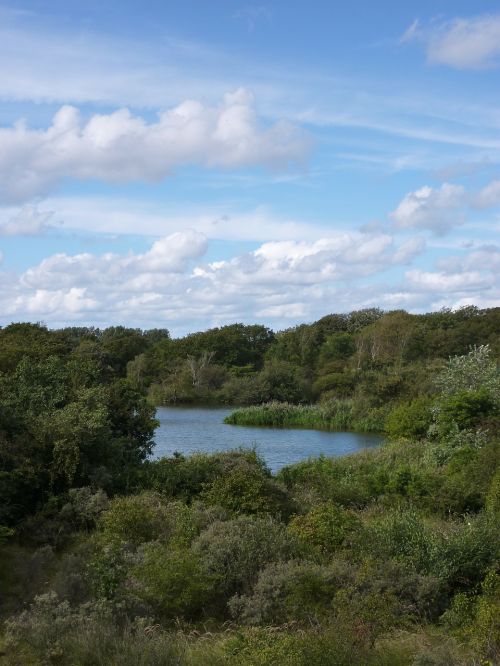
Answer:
xmin=0 ymin=1 xmax=499 ymax=335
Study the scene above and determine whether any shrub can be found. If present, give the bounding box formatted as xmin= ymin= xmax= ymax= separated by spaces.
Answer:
xmin=229 ymin=560 xmax=340 ymax=625
xmin=358 ymin=509 xmax=438 ymax=574
xmin=98 ymin=492 xmax=172 ymax=546
xmin=132 ymin=543 xmax=216 ymax=621
xmin=141 ymin=449 xmax=269 ymax=501
xmin=429 ymin=514 xmax=499 ymax=595
xmin=192 ymin=515 xmax=299 ymax=598
xmin=436 ymin=389 xmax=497 ymax=435
xmin=288 ymin=503 xmax=360 ymax=556
xmin=385 ymin=398 xmax=433 ymax=439
xmin=5 ymin=595 xmax=182 ymax=666
xmin=59 ymin=486 xmax=108 ymax=530
xmin=224 ymin=623 xmax=376 ymax=666
xmin=434 ymin=344 xmax=500 ymax=397
xmin=201 ymin=464 xmax=294 ymax=518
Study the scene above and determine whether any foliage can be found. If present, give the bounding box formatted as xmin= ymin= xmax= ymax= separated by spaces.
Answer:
xmin=288 ymin=502 xmax=360 ymax=556
xmin=229 ymin=559 xmax=340 ymax=625
xmin=140 ymin=448 xmax=270 ymax=502
xmin=0 ymin=311 xmax=499 ymax=665
xmin=434 ymin=344 xmax=499 ymax=397
xmin=132 ymin=543 xmax=216 ymax=620
xmin=98 ymin=492 xmax=174 ymax=546
xmin=192 ymin=515 xmax=299 ymax=598
xmin=201 ymin=464 xmax=294 ymax=518
xmin=385 ymin=398 xmax=433 ymax=439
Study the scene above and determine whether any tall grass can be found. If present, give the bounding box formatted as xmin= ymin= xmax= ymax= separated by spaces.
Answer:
xmin=224 ymin=400 xmax=385 ymax=433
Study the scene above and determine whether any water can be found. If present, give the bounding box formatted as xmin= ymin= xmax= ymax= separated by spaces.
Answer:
xmin=153 ymin=406 xmax=384 ymax=473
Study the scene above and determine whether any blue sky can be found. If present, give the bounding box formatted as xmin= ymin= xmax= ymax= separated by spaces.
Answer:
xmin=0 ymin=1 xmax=499 ymax=333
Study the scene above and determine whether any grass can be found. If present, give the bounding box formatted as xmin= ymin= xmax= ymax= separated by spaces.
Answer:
xmin=224 ymin=400 xmax=385 ymax=433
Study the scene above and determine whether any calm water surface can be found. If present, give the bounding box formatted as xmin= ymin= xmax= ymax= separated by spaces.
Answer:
xmin=153 ymin=407 xmax=383 ymax=473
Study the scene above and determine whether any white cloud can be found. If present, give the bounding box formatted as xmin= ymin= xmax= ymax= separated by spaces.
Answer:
xmin=390 ymin=183 xmax=466 ymax=234
xmin=0 ymin=229 xmax=430 ymax=330
xmin=10 ymin=288 xmax=98 ymax=316
xmin=1 ymin=223 xmax=496 ymax=333
xmin=0 ymin=91 xmax=311 ymax=203
xmin=405 ymin=269 xmax=493 ymax=292
xmin=0 ymin=204 xmax=55 ymax=236
xmin=474 ymin=179 xmax=500 ymax=208
xmin=195 ymin=233 xmax=424 ymax=288
xmin=21 ymin=230 xmax=208 ymax=290
xmin=403 ymin=15 xmax=500 ymax=69
xmin=437 ymin=244 xmax=500 ymax=275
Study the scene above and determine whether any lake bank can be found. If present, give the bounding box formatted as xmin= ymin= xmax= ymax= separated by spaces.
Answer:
xmin=153 ymin=406 xmax=384 ymax=473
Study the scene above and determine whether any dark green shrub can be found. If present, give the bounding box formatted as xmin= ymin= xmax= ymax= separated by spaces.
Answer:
xmin=437 ymin=389 xmax=497 ymax=435
xmin=141 ymin=449 xmax=269 ymax=502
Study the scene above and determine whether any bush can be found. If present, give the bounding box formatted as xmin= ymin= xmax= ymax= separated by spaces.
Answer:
xmin=288 ymin=503 xmax=360 ymax=556
xmin=385 ymin=398 xmax=433 ymax=439
xmin=201 ymin=464 xmax=294 ymax=518
xmin=429 ymin=514 xmax=499 ymax=595
xmin=229 ymin=560 xmax=340 ymax=625
xmin=98 ymin=492 xmax=172 ymax=546
xmin=132 ymin=543 xmax=216 ymax=621
xmin=192 ymin=515 xmax=299 ymax=599
xmin=5 ymin=594 xmax=182 ymax=665
xmin=436 ymin=389 xmax=497 ymax=435
xmin=59 ymin=487 xmax=108 ymax=530
xmin=141 ymin=449 xmax=270 ymax=502
xmin=358 ymin=509 xmax=438 ymax=574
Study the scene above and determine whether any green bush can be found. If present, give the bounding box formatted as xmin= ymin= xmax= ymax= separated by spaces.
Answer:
xmin=141 ymin=449 xmax=269 ymax=501
xmin=229 ymin=560 xmax=340 ymax=625
xmin=5 ymin=594 xmax=182 ymax=666
xmin=358 ymin=509 xmax=438 ymax=574
xmin=132 ymin=543 xmax=216 ymax=621
xmin=201 ymin=464 xmax=294 ymax=518
xmin=436 ymin=389 xmax=497 ymax=435
xmin=192 ymin=515 xmax=299 ymax=599
xmin=385 ymin=398 xmax=433 ymax=439
xmin=288 ymin=502 xmax=360 ymax=556
xmin=98 ymin=492 xmax=172 ymax=546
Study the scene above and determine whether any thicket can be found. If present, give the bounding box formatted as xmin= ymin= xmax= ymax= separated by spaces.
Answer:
xmin=0 ymin=311 xmax=499 ymax=664
xmin=137 ymin=307 xmax=500 ymax=416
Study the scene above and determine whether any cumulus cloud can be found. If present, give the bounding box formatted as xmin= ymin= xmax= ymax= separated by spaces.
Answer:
xmin=21 ymin=230 xmax=208 ymax=291
xmin=403 ymin=14 xmax=500 ymax=69
xmin=390 ymin=183 xmax=466 ymax=234
xmin=0 ymin=204 xmax=55 ymax=236
xmin=1 ymin=228 xmax=496 ymax=332
xmin=0 ymin=89 xmax=311 ymax=203
xmin=0 ymin=229 xmax=427 ymax=329
xmin=195 ymin=233 xmax=424 ymax=288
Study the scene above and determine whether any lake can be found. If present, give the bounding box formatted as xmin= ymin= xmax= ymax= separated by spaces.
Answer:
xmin=153 ymin=406 xmax=384 ymax=473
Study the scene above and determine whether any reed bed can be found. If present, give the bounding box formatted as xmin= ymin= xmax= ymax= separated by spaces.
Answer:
xmin=224 ymin=400 xmax=382 ymax=432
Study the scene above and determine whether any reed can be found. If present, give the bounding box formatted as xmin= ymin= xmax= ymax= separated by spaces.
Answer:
xmin=224 ymin=400 xmax=383 ymax=432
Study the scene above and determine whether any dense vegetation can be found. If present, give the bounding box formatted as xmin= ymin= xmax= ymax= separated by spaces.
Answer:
xmin=136 ymin=307 xmax=499 ymax=433
xmin=0 ymin=308 xmax=499 ymax=665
